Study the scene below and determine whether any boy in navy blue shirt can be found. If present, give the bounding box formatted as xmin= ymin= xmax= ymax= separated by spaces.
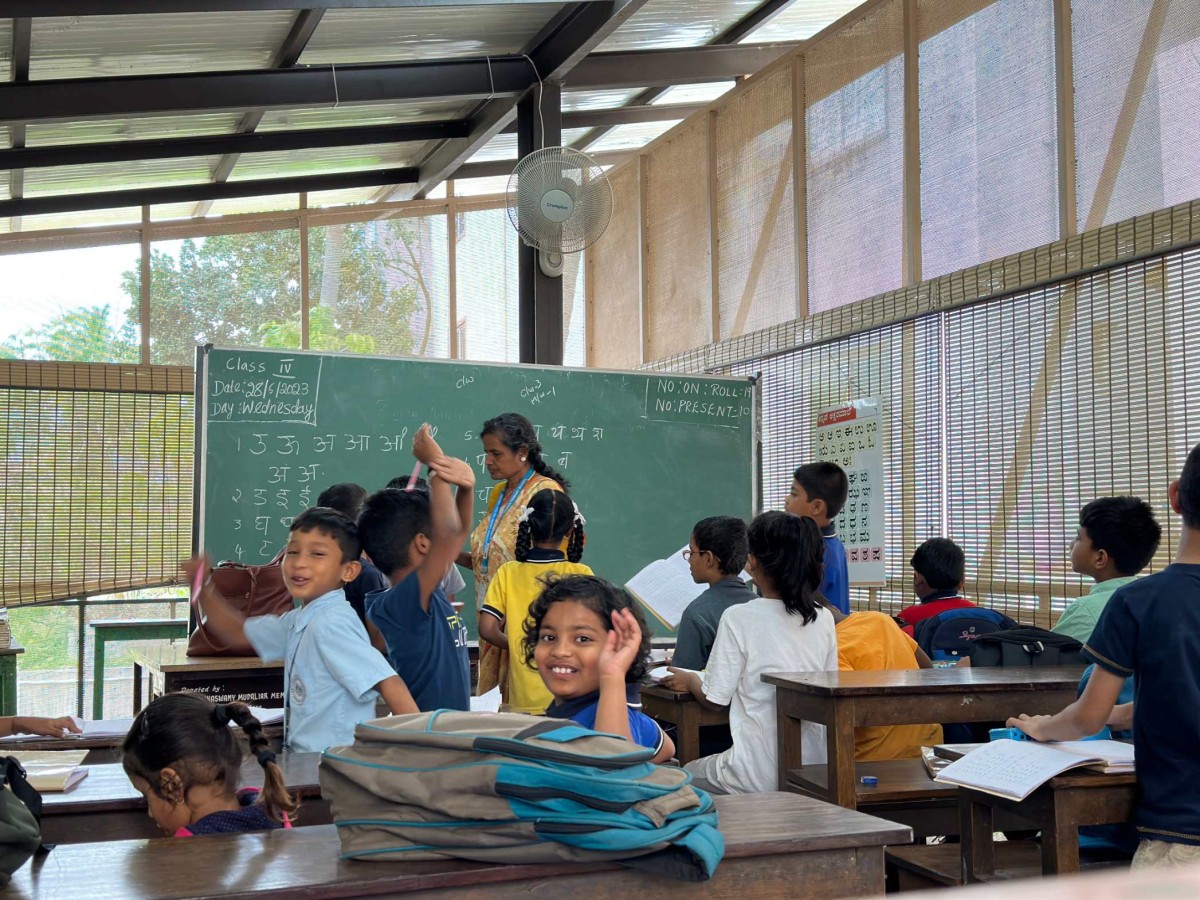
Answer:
xmin=357 ymin=425 xmax=473 ymax=712
xmin=1009 ymin=442 xmax=1200 ymax=870
xmin=786 ymin=462 xmax=850 ymax=614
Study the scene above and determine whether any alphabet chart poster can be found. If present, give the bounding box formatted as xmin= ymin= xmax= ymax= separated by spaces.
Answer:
xmin=815 ymin=398 xmax=885 ymax=586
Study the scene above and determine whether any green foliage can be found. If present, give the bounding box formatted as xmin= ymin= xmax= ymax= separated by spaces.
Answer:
xmin=0 ymin=304 xmax=139 ymax=363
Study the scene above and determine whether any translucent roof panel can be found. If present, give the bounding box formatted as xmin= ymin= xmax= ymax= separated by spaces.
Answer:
xmin=150 ymin=202 xmax=205 ymax=223
xmin=206 ymin=194 xmax=300 ymax=218
xmin=228 ymin=143 xmax=431 ymax=181
xmin=745 ymin=0 xmax=867 ymax=42
xmin=24 ymin=156 xmax=223 ymax=196
xmin=30 ymin=12 xmax=296 ymax=80
xmin=468 ymin=128 xmax=595 ymax=163
xmin=652 ymin=81 xmax=737 ymax=105
xmin=258 ymin=100 xmax=471 ymax=132
xmin=563 ymin=89 xmax=647 ymax=111
xmin=26 ymin=113 xmax=242 ymax=148
xmin=300 ymin=5 xmax=564 ymax=65
xmin=4 ymin=207 xmax=144 ymax=234
xmin=598 ymin=0 xmax=764 ymax=51
xmin=453 ymin=175 xmax=511 ymax=197
xmin=0 ymin=20 xmax=11 ymax=80
xmin=307 ymin=186 xmax=387 ymax=208
xmin=587 ymin=120 xmax=683 ymax=152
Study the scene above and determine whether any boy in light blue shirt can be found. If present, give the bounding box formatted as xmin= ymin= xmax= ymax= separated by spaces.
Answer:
xmin=190 ymin=507 xmax=418 ymax=752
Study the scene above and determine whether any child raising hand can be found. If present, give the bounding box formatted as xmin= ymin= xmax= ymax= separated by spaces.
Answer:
xmin=524 ymin=574 xmax=674 ymax=763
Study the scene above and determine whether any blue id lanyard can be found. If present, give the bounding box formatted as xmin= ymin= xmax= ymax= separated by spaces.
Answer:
xmin=481 ymin=469 xmax=534 ymax=575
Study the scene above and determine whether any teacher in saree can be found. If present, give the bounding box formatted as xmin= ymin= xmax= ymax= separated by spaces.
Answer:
xmin=458 ymin=412 xmax=569 ymax=698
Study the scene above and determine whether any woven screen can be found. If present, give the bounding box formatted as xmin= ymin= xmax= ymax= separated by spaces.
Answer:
xmin=587 ymin=163 xmax=643 ymax=369
xmin=0 ymin=361 xmax=194 ymax=606
xmin=713 ymin=65 xmax=798 ymax=337
xmin=454 ymin=203 xmax=520 ymax=363
xmin=642 ymin=119 xmax=712 ymax=360
xmin=308 ymin=215 xmax=451 ymax=359
xmin=733 ymin=316 xmax=945 ymax=613
xmin=804 ymin=0 xmax=905 ymax=313
xmin=730 ymin=238 xmax=1199 ymax=625
xmin=1072 ymin=0 xmax=1200 ymax=231
xmin=918 ymin=0 xmax=1059 ymax=280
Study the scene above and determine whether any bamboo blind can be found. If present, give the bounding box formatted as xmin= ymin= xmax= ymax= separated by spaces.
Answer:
xmin=588 ymin=163 xmax=643 ymax=369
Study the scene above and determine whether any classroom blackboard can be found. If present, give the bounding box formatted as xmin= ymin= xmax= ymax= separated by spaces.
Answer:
xmin=196 ymin=346 xmax=759 ymax=636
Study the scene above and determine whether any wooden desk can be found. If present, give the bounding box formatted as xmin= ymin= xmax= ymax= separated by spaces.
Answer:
xmin=764 ymin=667 xmax=1082 ymax=808
xmin=0 ymin=640 xmax=25 ymax=716
xmin=131 ymin=642 xmax=283 ymax=713
xmin=640 ymin=683 xmax=729 ymax=765
xmin=961 ymin=770 xmax=1137 ymax=878
xmin=0 ymin=723 xmax=284 ymax=765
xmin=90 ymin=619 xmax=188 ymax=718
xmin=7 ymin=793 xmax=912 ymax=899
xmin=787 ymin=758 xmax=1028 ymax=840
xmin=41 ymin=752 xmax=324 ymax=845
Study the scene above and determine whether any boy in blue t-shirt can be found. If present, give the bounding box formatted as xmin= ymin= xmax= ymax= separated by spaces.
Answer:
xmin=1009 ymin=442 xmax=1200 ymax=870
xmin=785 ymin=462 xmax=850 ymax=614
xmin=357 ymin=425 xmax=473 ymax=712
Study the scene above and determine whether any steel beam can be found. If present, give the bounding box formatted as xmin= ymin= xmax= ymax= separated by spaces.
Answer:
xmin=501 ymin=102 xmax=706 ymax=133
xmin=410 ymin=0 xmax=652 ymax=200
xmin=0 ymin=167 xmax=417 ymax=218
xmin=567 ymin=43 xmax=794 ymax=90
xmin=453 ymin=150 xmax=627 ymax=180
xmin=0 ymin=121 xmax=470 ymax=170
xmin=0 ymin=58 xmax=532 ymax=123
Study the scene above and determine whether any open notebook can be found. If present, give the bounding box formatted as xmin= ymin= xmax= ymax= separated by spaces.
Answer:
xmin=934 ymin=738 xmax=1135 ymax=801
xmin=5 ymin=750 xmax=89 ymax=792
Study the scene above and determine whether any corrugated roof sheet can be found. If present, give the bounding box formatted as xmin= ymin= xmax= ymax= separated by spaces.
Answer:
xmin=30 ymin=12 xmax=295 ymax=79
xmin=745 ymin=0 xmax=865 ymax=41
xmin=598 ymin=0 xmax=764 ymax=51
xmin=299 ymin=5 xmax=565 ymax=65
xmin=257 ymin=100 xmax=471 ymax=132
xmin=227 ymin=143 xmax=430 ymax=181
xmin=24 ymin=156 xmax=223 ymax=195
xmin=26 ymin=113 xmax=242 ymax=148
xmin=588 ymin=120 xmax=685 ymax=152
xmin=563 ymin=89 xmax=649 ymax=111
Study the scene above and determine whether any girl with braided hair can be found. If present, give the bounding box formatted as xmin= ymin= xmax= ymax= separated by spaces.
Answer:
xmin=478 ymin=489 xmax=590 ymax=714
xmin=122 ymin=692 xmax=297 ymax=836
xmin=458 ymin=412 xmax=570 ymax=698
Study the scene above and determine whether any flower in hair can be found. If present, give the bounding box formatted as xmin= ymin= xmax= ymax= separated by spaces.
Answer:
xmin=518 ymin=506 xmax=535 ymax=523
xmin=572 ymin=503 xmax=587 ymax=526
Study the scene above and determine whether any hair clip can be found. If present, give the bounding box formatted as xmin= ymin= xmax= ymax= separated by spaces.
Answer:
xmin=212 ymin=704 xmax=232 ymax=727
xmin=256 ymin=749 xmax=277 ymax=767
xmin=572 ymin=502 xmax=586 ymax=526
xmin=518 ymin=506 xmax=535 ymax=523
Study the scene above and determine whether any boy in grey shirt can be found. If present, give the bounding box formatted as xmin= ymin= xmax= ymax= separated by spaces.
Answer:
xmin=672 ymin=516 xmax=755 ymax=670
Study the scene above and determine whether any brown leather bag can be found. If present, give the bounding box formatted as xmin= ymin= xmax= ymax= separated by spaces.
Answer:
xmin=186 ymin=548 xmax=295 ymax=657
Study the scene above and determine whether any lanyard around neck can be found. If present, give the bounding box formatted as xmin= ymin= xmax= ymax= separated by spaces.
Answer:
xmin=481 ymin=468 xmax=534 ymax=574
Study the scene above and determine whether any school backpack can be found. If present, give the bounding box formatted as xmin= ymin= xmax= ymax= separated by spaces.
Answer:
xmin=320 ymin=710 xmax=724 ymax=881
xmin=0 ymin=757 xmax=44 ymax=886
xmin=969 ymin=627 xmax=1087 ymax=668
xmin=914 ymin=607 xmax=1019 ymax=662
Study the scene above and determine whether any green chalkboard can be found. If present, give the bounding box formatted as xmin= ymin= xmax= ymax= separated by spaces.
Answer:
xmin=196 ymin=347 xmax=759 ymax=636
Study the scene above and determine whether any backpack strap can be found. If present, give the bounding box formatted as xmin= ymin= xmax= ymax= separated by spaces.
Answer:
xmin=1 ymin=756 xmax=49 ymax=855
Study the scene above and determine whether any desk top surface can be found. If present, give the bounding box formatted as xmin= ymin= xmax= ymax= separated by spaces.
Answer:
xmin=763 ymin=666 xmax=1085 ymax=695
xmin=8 ymin=792 xmax=911 ymax=899
xmin=91 ymin=619 xmax=187 ymax=630
xmin=131 ymin=642 xmax=282 ymax=672
xmin=42 ymin=752 xmax=321 ymax=815
xmin=0 ymin=639 xmax=24 ymax=655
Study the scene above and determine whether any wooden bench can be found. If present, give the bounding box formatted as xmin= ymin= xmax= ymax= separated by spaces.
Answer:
xmin=8 ymin=793 xmax=912 ymax=898
xmin=1 ymin=723 xmax=284 ymax=766
xmin=887 ymin=841 xmax=1051 ymax=890
xmin=40 ymin=752 xmax=324 ymax=845
xmin=786 ymin=758 xmax=1031 ymax=840
xmin=90 ymin=619 xmax=188 ymax=718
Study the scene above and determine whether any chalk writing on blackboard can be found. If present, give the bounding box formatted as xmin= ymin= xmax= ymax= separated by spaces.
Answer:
xmin=208 ymin=355 xmax=323 ymax=426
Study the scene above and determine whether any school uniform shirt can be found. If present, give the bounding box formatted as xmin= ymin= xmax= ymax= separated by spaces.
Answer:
xmin=895 ymin=590 xmax=976 ymax=636
xmin=481 ymin=551 xmax=594 ymax=714
xmin=687 ymin=598 xmax=837 ymax=794
xmin=175 ymin=788 xmax=288 ymax=836
xmin=244 ymin=588 xmax=395 ymax=753
xmin=1084 ymin=563 xmax=1200 ymax=846
xmin=836 ymin=611 xmax=942 ymax=760
xmin=441 ymin=563 xmax=467 ymax=598
xmin=821 ymin=524 xmax=850 ymax=615
xmin=367 ymin=571 xmax=470 ymax=712
xmin=671 ymin=576 xmax=756 ymax=671
xmin=1050 ymin=575 xmax=1137 ymax=645
xmin=546 ymin=684 xmax=666 ymax=755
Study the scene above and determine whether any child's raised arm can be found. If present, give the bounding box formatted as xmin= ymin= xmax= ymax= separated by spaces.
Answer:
xmin=596 ymin=609 xmax=674 ymax=763
xmin=411 ymin=426 xmax=475 ymax=610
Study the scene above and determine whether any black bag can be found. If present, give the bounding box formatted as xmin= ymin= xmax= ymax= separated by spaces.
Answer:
xmin=0 ymin=756 xmax=45 ymax=886
xmin=970 ymin=627 xmax=1087 ymax=668
xmin=914 ymin=607 xmax=1019 ymax=662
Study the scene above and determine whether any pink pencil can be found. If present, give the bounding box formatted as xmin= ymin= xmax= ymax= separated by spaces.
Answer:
xmin=405 ymin=460 xmax=422 ymax=491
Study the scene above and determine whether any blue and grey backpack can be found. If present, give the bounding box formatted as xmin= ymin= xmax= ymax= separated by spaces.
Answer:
xmin=320 ymin=710 xmax=724 ymax=881
xmin=914 ymin=607 xmax=1019 ymax=662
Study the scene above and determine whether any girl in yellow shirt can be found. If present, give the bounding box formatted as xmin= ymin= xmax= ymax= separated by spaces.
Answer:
xmin=479 ymin=489 xmax=591 ymax=713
